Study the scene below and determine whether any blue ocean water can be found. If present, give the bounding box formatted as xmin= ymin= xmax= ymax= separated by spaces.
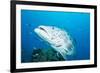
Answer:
xmin=21 ymin=9 xmax=90 ymax=63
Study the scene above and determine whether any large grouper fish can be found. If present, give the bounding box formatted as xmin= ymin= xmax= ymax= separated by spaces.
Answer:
xmin=34 ymin=25 xmax=76 ymax=60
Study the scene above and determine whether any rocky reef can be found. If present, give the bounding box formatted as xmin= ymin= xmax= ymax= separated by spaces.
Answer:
xmin=32 ymin=48 xmax=65 ymax=62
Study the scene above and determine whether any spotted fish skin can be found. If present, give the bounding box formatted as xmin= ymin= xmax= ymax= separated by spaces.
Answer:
xmin=34 ymin=25 xmax=76 ymax=59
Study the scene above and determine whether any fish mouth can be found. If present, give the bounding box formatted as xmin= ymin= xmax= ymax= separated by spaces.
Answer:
xmin=34 ymin=26 xmax=50 ymax=41
xmin=38 ymin=26 xmax=48 ymax=34
xmin=34 ymin=26 xmax=47 ymax=34
xmin=39 ymin=27 xmax=45 ymax=31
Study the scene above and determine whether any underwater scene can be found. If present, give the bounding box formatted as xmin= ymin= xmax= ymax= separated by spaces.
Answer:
xmin=21 ymin=9 xmax=90 ymax=63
